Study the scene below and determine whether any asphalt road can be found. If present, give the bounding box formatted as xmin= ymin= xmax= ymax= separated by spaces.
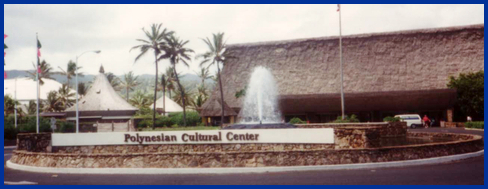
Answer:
xmin=3 ymin=128 xmax=484 ymax=185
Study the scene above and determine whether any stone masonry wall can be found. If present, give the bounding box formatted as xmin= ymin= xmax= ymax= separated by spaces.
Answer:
xmin=53 ymin=143 xmax=335 ymax=154
xmin=16 ymin=133 xmax=52 ymax=153
xmin=297 ymin=122 xmax=407 ymax=137
xmin=10 ymin=133 xmax=483 ymax=168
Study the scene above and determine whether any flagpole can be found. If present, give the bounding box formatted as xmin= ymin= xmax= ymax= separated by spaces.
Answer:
xmin=14 ymin=77 xmax=17 ymax=128
xmin=36 ymin=33 xmax=40 ymax=133
xmin=338 ymin=5 xmax=345 ymax=120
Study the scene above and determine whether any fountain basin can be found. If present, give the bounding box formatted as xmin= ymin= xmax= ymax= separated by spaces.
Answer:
xmin=223 ymin=123 xmax=297 ymax=129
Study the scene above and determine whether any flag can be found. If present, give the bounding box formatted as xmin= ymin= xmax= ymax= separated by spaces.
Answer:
xmin=37 ymin=38 xmax=42 ymax=74
xmin=37 ymin=39 xmax=42 ymax=57
xmin=337 ymin=4 xmax=340 ymax=12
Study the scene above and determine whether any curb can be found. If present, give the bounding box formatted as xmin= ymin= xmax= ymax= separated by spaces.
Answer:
xmin=6 ymin=150 xmax=484 ymax=175
xmin=4 ymin=146 xmax=16 ymax=150
xmin=464 ymin=128 xmax=484 ymax=132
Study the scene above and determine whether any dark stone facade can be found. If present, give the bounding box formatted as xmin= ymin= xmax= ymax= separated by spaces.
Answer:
xmin=16 ymin=133 xmax=52 ymax=153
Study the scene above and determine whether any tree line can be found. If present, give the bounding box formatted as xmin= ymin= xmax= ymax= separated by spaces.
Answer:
xmin=4 ymin=23 xmax=234 ymax=129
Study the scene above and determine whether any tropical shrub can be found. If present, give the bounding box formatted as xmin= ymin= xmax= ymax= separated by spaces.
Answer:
xmin=333 ymin=114 xmax=360 ymax=123
xmin=465 ymin=122 xmax=484 ymax=129
xmin=4 ymin=121 xmax=17 ymax=140
xmin=155 ymin=116 xmax=173 ymax=127
xmin=17 ymin=116 xmax=51 ymax=133
xmin=383 ymin=116 xmax=402 ymax=122
xmin=447 ymin=71 xmax=484 ymax=121
xmin=169 ymin=112 xmax=202 ymax=127
xmin=289 ymin=117 xmax=307 ymax=124
xmin=56 ymin=121 xmax=75 ymax=133
xmin=137 ymin=119 xmax=153 ymax=129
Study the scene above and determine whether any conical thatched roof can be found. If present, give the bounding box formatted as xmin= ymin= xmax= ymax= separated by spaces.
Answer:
xmin=66 ymin=73 xmax=137 ymax=112
xmin=199 ymin=95 xmax=237 ymax=117
xmin=151 ymin=95 xmax=183 ymax=113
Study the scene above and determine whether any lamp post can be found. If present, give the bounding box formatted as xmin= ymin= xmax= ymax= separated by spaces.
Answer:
xmin=75 ymin=50 xmax=101 ymax=133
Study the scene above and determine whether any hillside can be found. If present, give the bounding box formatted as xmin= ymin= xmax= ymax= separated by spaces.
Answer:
xmin=5 ymin=70 xmax=216 ymax=99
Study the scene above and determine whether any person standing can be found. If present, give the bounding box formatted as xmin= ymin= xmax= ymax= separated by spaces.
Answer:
xmin=423 ymin=115 xmax=431 ymax=128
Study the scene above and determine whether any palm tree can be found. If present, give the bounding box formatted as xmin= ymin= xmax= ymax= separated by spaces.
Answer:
xmin=27 ymin=60 xmax=54 ymax=85
xmin=165 ymin=67 xmax=177 ymax=98
xmin=159 ymin=35 xmax=194 ymax=126
xmin=195 ymin=67 xmax=213 ymax=93
xmin=197 ymin=33 xmax=235 ymax=127
xmin=172 ymin=86 xmax=195 ymax=109
xmin=43 ymin=91 xmax=63 ymax=112
xmin=27 ymin=100 xmax=40 ymax=115
xmin=58 ymin=60 xmax=82 ymax=88
xmin=57 ymin=84 xmax=76 ymax=110
xmin=193 ymin=84 xmax=210 ymax=110
xmin=129 ymin=90 xmax=153 ymax=109
xmin=120 ymin=72 xmax=139 ymax=101
xmin=212 ymin=71 xmax=220 ymax=83
xmin=105 ymin=72 xmax=120 ymax=89
xmin=27 ymin=60 xmax=54 ymax=109
xmin=131 ymin=23 xmax=173 ymax=129
xmin=77 ymin=83 xmax=89 ymax=97
xmin=4 ymin=95 xmax=21 ymax=116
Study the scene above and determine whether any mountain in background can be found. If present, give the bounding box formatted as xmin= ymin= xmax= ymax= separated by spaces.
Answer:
xmin=5 ymin=70 xmax=216 ymax=97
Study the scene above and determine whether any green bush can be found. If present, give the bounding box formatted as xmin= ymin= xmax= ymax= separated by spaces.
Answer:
xmin=56 ymin=121 xmax=75 ymax=133
xmin=17 ymin=116 xmax=51 ymax=133
xmin=155 ymin=116 xmax=173 ymax=127
xmin=137 ymin=119 xmax=153 ymax=129
xmin=333 ymin=114 xmax=360 ymax=123
xmin=4 ymin=116 xmax=15 ymax=125
xmin=169 ymin=112 xmax=202 ymax=127
xmin=383 ymin=116 xmax=402 ymax=122
xmin=135 ymin=107 xmax=160 ymax=117
xmin=289 ymin=117 xmax=307 ymax=124
xmin=4 ymin=121 xmax=17 ymax=140
xmin=465 ymin=122 xmax=484 ymax=129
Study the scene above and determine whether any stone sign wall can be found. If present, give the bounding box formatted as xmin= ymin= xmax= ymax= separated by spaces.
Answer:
xmin=10 ymin=133 xmax=483 ymax=168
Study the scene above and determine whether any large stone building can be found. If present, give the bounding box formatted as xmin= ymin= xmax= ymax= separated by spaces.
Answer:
xmin=202 ymin=24 xmax=484 ymax=124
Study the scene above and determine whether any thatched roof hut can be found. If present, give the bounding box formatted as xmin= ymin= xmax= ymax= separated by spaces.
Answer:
xmin=151 ymin=95 xmax=184 ymax=115
xmin=66 ymin=73 xmax=137 ymax=113
xmin=204 ymin=24 xmax=484 ymax=123
xmin=199 ymin=95 xmax=237 ymax=117
xmin=65 ymin=70 xmax=138 ymax=132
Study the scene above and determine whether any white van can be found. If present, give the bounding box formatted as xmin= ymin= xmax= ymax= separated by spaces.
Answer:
xmin=395 ymin=114 xmax=423 ymax=128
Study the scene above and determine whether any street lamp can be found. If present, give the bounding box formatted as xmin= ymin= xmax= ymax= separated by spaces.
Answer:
xmin=75 ymin=50 xmax=101 ymax=133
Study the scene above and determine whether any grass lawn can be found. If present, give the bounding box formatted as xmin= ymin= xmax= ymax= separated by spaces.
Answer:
xmin=140 ymin=126 xmax=221 ymax=131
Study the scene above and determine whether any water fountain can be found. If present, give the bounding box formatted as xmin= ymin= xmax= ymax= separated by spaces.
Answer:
xmin=224 ymin=66 xmax=296 ymax=129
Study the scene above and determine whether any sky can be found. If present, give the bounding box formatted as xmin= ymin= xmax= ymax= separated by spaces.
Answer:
xmin=3 ymin=4 xmax=484 ymax=76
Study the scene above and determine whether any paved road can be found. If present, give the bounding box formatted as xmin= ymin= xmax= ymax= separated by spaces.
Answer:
xmin=4 ymin=128 xmax=484 ymax=185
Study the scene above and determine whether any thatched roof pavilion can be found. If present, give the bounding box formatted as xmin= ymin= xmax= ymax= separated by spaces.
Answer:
xmin=204 ymin=24 xmax=484 ymax=123
xmin=199 ymin=95 xmax=237 ymax=126
xmin=65 ymin=68 xmax=138 ymax=132
xmin=151 ymin=95 xmax=183 ymax=115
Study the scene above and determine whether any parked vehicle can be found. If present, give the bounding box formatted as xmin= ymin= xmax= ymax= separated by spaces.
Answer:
xmin=395 ymin=114 xmax=423 ymax=128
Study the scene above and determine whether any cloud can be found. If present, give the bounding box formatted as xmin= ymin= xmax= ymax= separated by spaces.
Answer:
xmin=4 ymin=4 xmax=484 ymax=76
